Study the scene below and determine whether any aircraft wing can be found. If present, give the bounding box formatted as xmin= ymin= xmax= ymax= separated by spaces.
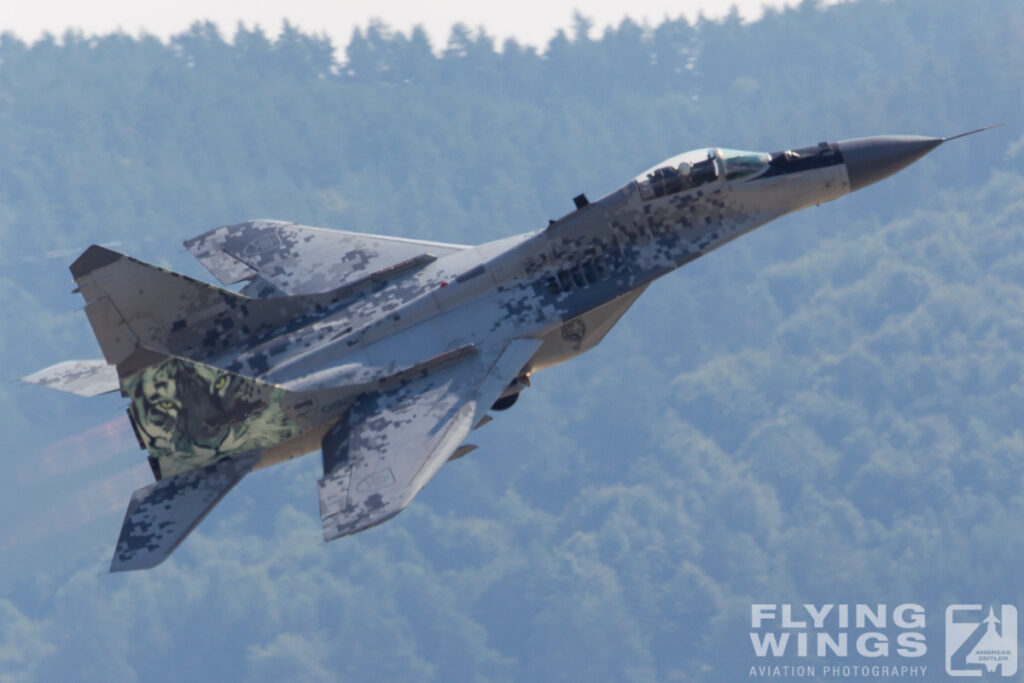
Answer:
xmin=318 ymin=337 xmax=542 ymax=541
xmin=184 ymin=220 xmax=468 ymax=295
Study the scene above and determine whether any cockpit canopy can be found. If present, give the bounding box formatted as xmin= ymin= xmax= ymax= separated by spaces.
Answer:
xmin=719 ymin=148 xmax=772 ymax=181
xmin=635 ymin=148 xmax=718 ymax=201
xmin=635 ymin=147 xmax=771 ymax=200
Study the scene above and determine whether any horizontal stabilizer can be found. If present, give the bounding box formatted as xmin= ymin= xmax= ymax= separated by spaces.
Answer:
xmin=21 ymin=359 xmax=118 ymax=397
xmin=185 ymin=220 xmax=467 ymax=295
xmin=110 ymin=452 xmax=260 ymax=572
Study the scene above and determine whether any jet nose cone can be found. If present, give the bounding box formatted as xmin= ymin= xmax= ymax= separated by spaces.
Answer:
xmin=838 ymin=135 xmax=943 ymax=192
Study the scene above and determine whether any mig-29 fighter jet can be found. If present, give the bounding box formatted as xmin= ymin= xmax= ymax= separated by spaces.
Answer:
xmin=24 ymin=128 xmax=997 ymax=571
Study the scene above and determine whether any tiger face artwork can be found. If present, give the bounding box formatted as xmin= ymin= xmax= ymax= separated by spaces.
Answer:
xmin=124 ymin=358 xmax=298 ymax=477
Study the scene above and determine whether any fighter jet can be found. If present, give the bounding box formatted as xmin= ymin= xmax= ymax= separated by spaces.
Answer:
xmin=23 ymin=127 xmax=997 ymax=571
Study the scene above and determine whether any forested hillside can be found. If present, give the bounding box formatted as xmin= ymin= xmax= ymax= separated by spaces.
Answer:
xmin=1 ymin=1 xmax=1023 ymax=680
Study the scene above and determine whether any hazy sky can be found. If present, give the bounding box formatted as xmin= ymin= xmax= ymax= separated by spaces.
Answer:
xmin=2 ymin=0 xmax=810 ymax=49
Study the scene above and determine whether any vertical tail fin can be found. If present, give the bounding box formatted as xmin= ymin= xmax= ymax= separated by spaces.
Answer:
xmin=69 ymin=245 xmax=349 ymax=367
xmin=71 ymin=245 xmax=262 ymax=366
xmin=117 ymin=348 xmax=331 ymax=479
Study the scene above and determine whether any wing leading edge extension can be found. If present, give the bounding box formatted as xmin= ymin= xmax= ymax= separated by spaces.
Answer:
xmin=318 ymin=337 xmax=542 ymax=540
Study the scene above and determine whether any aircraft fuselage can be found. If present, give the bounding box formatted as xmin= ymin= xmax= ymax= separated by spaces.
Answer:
xmin=262 ymin=142 xmax=851 ymax=393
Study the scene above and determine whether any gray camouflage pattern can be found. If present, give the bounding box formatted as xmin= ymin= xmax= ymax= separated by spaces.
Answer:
xmin=184 ymin=219 xmax=467 ymax=294
xmin=25 ymin=133 xmax=960 ymax=569
xmin=110 ymin=452 xmax=261 ymax=572
xmin=319 ymin=338 xmax=541 ymax=540
xmin=21 ymin=359 xmax=118 ymax=397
